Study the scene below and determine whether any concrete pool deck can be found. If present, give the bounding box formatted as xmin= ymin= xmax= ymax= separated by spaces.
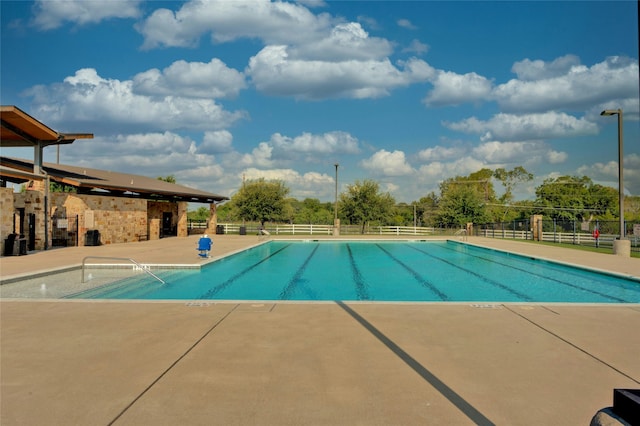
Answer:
xmin=1 ymin=235 xmax=639 ymax=425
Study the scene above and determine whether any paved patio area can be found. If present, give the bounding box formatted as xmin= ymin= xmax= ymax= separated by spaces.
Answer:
xmin=1 ymin=235 xmax=639 ymax=425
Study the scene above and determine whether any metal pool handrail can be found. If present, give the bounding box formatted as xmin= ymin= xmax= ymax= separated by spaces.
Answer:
xmin=454 ymin=228 xmax=468 ymax=241
xmin=81 ymin=256 xmax=165 ymax=284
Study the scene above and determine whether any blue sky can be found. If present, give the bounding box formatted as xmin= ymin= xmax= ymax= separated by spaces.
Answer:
xmin=1 ymin=0 xmax=638 ymax=203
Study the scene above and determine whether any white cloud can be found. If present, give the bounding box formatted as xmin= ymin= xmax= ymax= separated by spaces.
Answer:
xmin=288 ymin=22 xmax=393 ymax=61
xmin=132 ymin=59 xmax=246 ymax=99
xmin=270 ymin=131 xmax=361 ymax=158
xmin=576 ymin=153 xmax=640 ymax=195
xmin=417 ymin=146 xmax=463 ymax=162
xmin=511 ymin=55 xmax=581 ymax=81
xmin=472 ymin=140 xmax=567 ymax=165
xmin=178 ymin=164 xmax=225 ymax=182
xmin=417 ymin=157 xmax=486 ymax=180
xmin=59 ymin=132 xmax=226 ymax=191
xmin=445 ymin=112 xmax=598 ymax=141
xmin=424 ymin=71 xmax=493 ymax=106
xmin=24 ymin=68 xmax=246 ymax=134
xmin=296 ymin=0 xmax=327 ymax=8
xmin=402 ymin=39 xmax=429 ymax=55
xmin=241 ymin=167 xmax=335 ymax=199
xmin=239 ymin=142 xmax=275 ymax=168
xmin=137 ymin=1 xmax=433 ymax=100
xmin=67 ymin=132 xmax=194 ymax=158
xmin=247 ymin=46 xmax=433 ymax=99
xmin=494 ymin=56 xmax=639 ymax=113
xmin=397 ymin=19 xmax=417 ymax=30
xmin=235 ymin=131 xmax=361 ymax=166
xmin=199 ymin=130 xmax=233 ymax=154
xmin=31 ymin=0 xmax=141 ymax=30
xmin=360 ymin=150 xmax=415 ymax=176
xmin=546 ymin=150 xmax=568 ymax=164
xmin=136 ymin=0 xmax=333 ymax=49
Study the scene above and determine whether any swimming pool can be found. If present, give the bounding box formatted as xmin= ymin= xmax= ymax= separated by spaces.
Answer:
xmin=68 ymin=240 xmax=640 ymax=303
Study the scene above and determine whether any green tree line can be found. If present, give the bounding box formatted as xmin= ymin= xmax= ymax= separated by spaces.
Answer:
xmin=189 ymin=168 xmax=640 ymax=229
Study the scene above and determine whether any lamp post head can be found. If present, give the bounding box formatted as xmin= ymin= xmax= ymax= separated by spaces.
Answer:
xmin=600 ymin=109 xmax=621 ymax=116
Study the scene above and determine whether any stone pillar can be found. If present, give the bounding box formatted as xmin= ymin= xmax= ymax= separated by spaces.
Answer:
xmin=205 ymin=203 xmax=217 ymax=236
xmin=1 ymin=187 xmax=15 ymax=255
xmin=23 ymin=189 xmax=46 ymax=250
xmin=531 ymin=215 xmax=543 ymax=241
xmin=177 ymin=202 xmax=188 ymax=237
xmin=613 ymin=239 xmax=631 ymax=256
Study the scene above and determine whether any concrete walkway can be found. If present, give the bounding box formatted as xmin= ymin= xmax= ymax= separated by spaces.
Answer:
xmin=1 ymin=236 xmax=639 ymax=425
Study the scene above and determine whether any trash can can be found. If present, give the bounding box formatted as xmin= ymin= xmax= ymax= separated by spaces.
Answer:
xmin=239 ymin=226 xmax=246 ymax=235
xmin=4 ymin=234 xmax=17 ymax=256
xmin=17 ymin=238 xmax=27 ymax=255
xmin=216 ymin=225 xmax=225 ymax=235
xmin=85 ymin=230 xmax=100 ymax=246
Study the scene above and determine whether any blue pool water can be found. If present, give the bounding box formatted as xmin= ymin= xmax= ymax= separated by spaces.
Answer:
xmin=69 ymin=241 xmax=640 ymax=303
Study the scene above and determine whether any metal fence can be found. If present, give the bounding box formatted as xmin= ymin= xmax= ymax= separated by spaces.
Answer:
xmin=477 ymin=219 xmax=640 ymax=253
xmin=51 ymin=215 xmax=79 ymax=247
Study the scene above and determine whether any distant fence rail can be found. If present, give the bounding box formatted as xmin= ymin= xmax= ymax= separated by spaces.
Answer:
xmin=193 ymin=222 xmax=446 ymax=237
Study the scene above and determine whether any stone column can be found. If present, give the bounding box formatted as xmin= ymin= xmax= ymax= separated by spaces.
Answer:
xmin=613 ymin=239 xmax=631 ymax=256
xmin=205 ymin=203 xmax=217 ymax=236
xmin=177 ymin=202 xmax=188 ymax=237
xmin=1 ymin=187 xmax=15 ymax=255
xmin=530 ymin=214 xmax=543 ymax=241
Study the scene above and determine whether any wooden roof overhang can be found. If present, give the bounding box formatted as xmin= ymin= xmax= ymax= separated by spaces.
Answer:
xmin=1 ymin=157 xmax=228 ymax=204
xmin=1 ymin=105 xmax=93 ymax=175
xmin=1 ymin=105 xmax=93 ymax=148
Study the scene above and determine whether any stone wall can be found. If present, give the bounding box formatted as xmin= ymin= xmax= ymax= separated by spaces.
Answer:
xmin=13 ymin=188 xmax=47 ymax=250
xmin=1 ymin=185 xmax=220 ymax=251
xmin=148 ymin=201 xmax=174 ymax=240
xmin=51 ymin=193 xmax=147 ymax=246
xmin=1 ymin=187 xmax=15 ymax=254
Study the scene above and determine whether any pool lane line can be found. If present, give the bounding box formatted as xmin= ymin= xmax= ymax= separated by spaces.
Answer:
xmin=336 ymin=302 xmax=495 ymax=426
xmin=107 ymin=303 xmax=240 ymax=425
xmin=279 ymin=243 xmax=320 ymax=300
xmin=197 ymin=243 xmax=292 ymax=299
xmin=346 ymin=244 xmax=371 ymax=300
xmin=375 ymin=244 xmax=449 ymax=301
xmin=403 ymin=244 xmax=534 ymax=302
xmin=502 ymin=305 xmax=640 ymax=385
xmin=440 ymin=243 xmax=630 ymax=303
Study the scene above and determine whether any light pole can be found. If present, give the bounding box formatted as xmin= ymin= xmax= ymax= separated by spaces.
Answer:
xmin=333 ymin=163 xmax=339 ymax=236
xmin=600 ymin=109 xmax=629 ymax=256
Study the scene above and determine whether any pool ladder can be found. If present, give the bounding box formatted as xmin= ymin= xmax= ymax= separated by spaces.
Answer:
xmin=454 ymin=229 xmax=468 ymax=241
xmin=81 ymin=256 xmax=165 ymax=284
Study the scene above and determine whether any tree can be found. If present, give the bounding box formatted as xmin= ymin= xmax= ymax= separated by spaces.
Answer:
xmin=435 ymin=170 xmax=495 ymax=226
xmin=233 ymin=178 xmax=290 ymax=226
xmin=417 ymin=192 xmax=439 ymax=226
xmin=492 ymin=166 xmax=534 ymax=222
xmin=187 ymin=206 xmax=210 ymax=221
xmin=339 ymin=179 xmax=395 ymax=233
xmin=493 ymin=166 xmax=533 ymax=204
xmin=534 ymin=175 xmax=618 ymax=221
xmin=157 ymin=175 xmax=176 ymax=184
xmin=49 ymin=181 xmax=77 ymax=193
xmin=435 ymin=184 xmax=489 ymax=227
xmin=290 ymin=198 xmax=334 ymax=224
